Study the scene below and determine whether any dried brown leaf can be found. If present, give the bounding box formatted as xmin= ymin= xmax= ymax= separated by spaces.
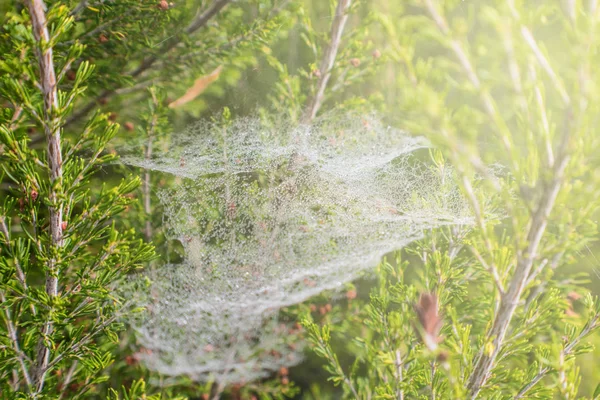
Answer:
xmin=168 ymin=65 xmax=223 ymax=108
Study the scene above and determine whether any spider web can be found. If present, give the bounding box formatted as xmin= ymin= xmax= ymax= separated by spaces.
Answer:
xmin=122 ymin=114 xmax=473 ymax=384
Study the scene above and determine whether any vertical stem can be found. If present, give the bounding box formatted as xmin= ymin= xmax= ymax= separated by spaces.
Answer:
xmin=143 ymin=113 xmax=157 ymax=241
xmin=26 ymin=0 xmax=64 ymax=392
xmin=395 ymin=349 xmax=404 ymax=400
xmin=430 ymin=361 xmax=436 ymax=400
xmin=143 ymin=168 xmax=152 ymax=241
xmin=210 ymin=382 xmax=225 ymax=400
xmin=302 ymin=0 xmax=352 ymax=123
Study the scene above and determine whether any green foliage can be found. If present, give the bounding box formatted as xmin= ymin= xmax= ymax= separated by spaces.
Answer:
xmin=106 ymin=379 xmax=187 ymax=400
xmin=2 ymin=0 xmax=600 ymax=398
xmin=0 ymin=1 xmax=156 ymax=397
xmin=300 ymin=1 xmax=600 ymax=398
xmin=262 ymin=0 xmax=382 ymax=122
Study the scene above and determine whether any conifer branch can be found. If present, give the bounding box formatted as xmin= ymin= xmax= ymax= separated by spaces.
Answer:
xmin=515 ymin=311 xmax=599 ymax=398
xmin=513 ymin=366 xmax=550 ymax=399
xmin=44 ymin=314 xmax=121 ymax=372
xmin=423 ymin=1 xmax=575 ymax=396
xmin=467 ymin=122 xmax=571 ymax=397
xmin=423 ymin=0 xmax=519 ymax=173
xmin=25 ymin=0 xmax=65 ymax=393
xmin=66 ymin=0 xmax=231 ymax=126
xmin=302 ymin=0 xmax=352 ymax=123
xmin=0 ymin=217 xmax=31 ymax=297
xmin=62 ymin=11 xmax=132 ymax=46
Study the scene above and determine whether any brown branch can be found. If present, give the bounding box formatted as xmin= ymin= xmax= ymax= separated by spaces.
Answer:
xmin=134 ymin=0 xmax=231 ymax=77
xmin=470 ymin=246 xmax=504 ymax=295
xmin=66 ymin=0 xmax=231 ymax=126
xmin=302 ymin=0 xmax=352 ymax=123
xmin=25 ymin=0 xmax=65 ymax=393
xmin=467 ymin=133 xmax=571 ymax=398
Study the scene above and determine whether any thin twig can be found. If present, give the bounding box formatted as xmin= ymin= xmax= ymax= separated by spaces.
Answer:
xmin=529 ymin=63 xmax=555 ymax=167
xmin=564 ymin=0 xmax=576 ymax=22
xmin=0 ymin=217 xmax=30 ymax=296
xmin=564 ymin=313 xmax=599 ymax=355
xmin=44 ymin=313 xmax=121 ymax=372
xmin=469 ymin=246 xmax=504 ymax=294
xmin=211 ymin=381 xmax=226 ymax=400
xmin=430 ymin=361 xmax=437 ymax=400
xmin=514 ymin=366 xmax=550 ymax=399
xmin=525 ymin=251 xmax=564 ymax=290
xmin=143 ymin=95 xmax=159 ymax=241
xmin=70 ymin=0 xmax=89 ymax=15
xmin=0 ymin=291 xmax=33 ymax=389
xmin=302 ymin=0 xmax=352 ymax=123
xmin=114 ymin=79 xmax=157 ymax=95
xmin=26 ymin=0 xmax=65 ymax=393
xmin=457 ymin=172 xmax=504 ymax=300
xmin=497 ymin=21 xmax=526 ymax=110
xmin=58 ymin=361 xmax=79 ymax=400
xmin=9 ymin=106 xmax=23 ymax=131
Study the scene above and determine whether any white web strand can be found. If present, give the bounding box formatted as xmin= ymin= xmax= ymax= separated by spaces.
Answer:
xmin=122 ymin=114 xmax=474 ymax=384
